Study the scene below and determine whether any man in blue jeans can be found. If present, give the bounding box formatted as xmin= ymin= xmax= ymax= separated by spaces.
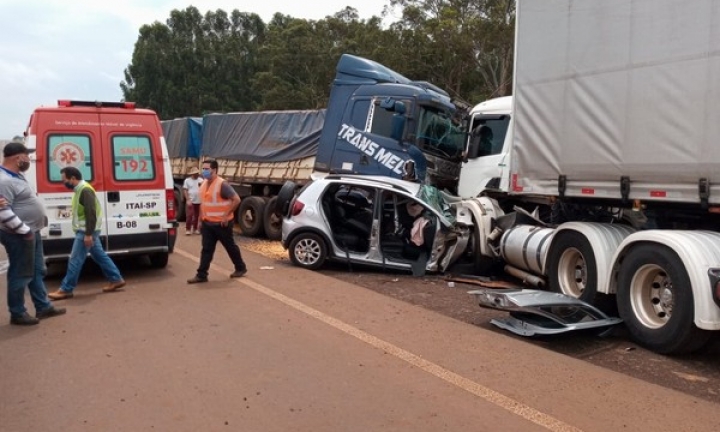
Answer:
xmin=0 ymin=140 xmax=66 ymax=325
xmin=48 ymin=167 xmax=125 ymax=300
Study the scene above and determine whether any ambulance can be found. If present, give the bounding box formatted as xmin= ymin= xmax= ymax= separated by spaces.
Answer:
xmin=24 ymin=100 xmax=178 ymax=268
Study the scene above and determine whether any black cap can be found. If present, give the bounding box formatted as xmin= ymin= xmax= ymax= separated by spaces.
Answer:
xmin=3 ymin=141 xmax=35 ymax=158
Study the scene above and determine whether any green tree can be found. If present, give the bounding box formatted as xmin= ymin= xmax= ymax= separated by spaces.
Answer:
xmin=121 ymin=6 xmax=265 ymax=119
xmin=121 ymin=2 xmax=516 ymax=117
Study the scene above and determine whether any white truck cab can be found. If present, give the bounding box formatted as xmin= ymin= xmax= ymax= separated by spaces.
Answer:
xmin=458 ymin=96 xmax=513 ymax=198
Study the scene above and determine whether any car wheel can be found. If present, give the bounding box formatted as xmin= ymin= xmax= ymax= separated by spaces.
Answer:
xmin=289 ymin=233 xmax=327 ymax=270
xmin=275 ymin=181 xmax=297 ymax=216
xmin=616 ymin=244 xmax=711 ymax=354
xmin=264 ymin=196 xmax=282 ymax=241
xmin=238 ymin=196 xmax=266 ymax=237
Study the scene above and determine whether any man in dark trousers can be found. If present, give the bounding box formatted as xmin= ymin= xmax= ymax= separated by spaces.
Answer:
xmin=187 ymin=159 xmax=247 ymax=283
xmin=0 ymin=140 xmax=66 ymax=325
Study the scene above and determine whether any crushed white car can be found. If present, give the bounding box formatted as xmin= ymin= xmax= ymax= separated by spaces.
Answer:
xmin=278 ymin=175 xmax=476 ymax=275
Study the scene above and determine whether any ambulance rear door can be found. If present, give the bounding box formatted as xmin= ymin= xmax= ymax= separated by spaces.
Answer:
xmin=34 ymin=106 xmax=105 ymax=259
xmin=98 ymin=109 xmax=169 ymax=256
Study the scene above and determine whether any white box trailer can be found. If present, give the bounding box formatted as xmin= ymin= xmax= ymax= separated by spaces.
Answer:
xmin=458 ymin=0 xmax=720 ymax=354
xmin=511 ymin=0 xmax=720 ymax=204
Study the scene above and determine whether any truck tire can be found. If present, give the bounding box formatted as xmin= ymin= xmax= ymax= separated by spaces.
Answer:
xmin=275 ymin=181 xmax=297 ymax=216
xmin=264 ymin=196 xmax=282 ymax=241
xmin=148 ymin=252 xmax=169 ymax=269
xmin=238 ymin=196 xmax=266 ymax=237
xmin=469 ymin=227 xmax=495 ymax=275
xmin=174 ymin=189 xmax=186 ymax=222
xmin=547 ymin=231 xmax=598 ymax=304
xmin=289 ymin=232 xmax=327 ymax=270
xmin=616 ymin=244 xmax=711 ymax=354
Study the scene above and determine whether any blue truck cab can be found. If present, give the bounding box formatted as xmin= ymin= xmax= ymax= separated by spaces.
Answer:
xmin=313 ymin=54 xmax=466 ymax=192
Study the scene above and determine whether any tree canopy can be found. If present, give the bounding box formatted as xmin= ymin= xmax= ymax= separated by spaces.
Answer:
xmin=120 ymin=1 xmax=515 ymax=120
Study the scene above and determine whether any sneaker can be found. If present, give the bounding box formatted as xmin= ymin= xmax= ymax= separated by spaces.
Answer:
xmin=185 ymin=231 xmax=192 ymax=236
xmin=10 ymin=312 xmax=39 ymax=326
xmin=187 ymin=276 xmax=208 ymax=284
xmin=103 ymin=280 xmax=126 ymax=293
xmin=230 ymin=269 xmax=247 ymax=278
xmin=36 ymin=306 xmax=67 ymax=320
xmin=48 ymin=289 xmax=74 ymax=300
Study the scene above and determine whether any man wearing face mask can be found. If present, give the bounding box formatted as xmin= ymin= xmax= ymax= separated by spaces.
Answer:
xmin=187 ymin=159 xmax=246 ymax=283
xmin=0 ymin=140 xmax=66 ymax=325
xmin=48 ymin=166 xmax=125 ymax=300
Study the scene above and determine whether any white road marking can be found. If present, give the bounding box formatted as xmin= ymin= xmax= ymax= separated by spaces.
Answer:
xmin=175 ymin=247 xmax=583 ymax=432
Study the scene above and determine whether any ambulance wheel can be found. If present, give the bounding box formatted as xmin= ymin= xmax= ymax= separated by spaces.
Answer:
xmin=238 ymin=196 xmax=266 ymax=237
xmin=264 ymin=197 xmax=283 ymax=241
xmin=174 ymin=189 xmax=186 ymax=222
xmin=149 ymin=252 xmax=169 ymax=269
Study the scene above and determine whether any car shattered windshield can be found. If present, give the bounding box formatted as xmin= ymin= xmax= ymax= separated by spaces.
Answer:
xmin=416 ymin=106 xmax=465 ymax=159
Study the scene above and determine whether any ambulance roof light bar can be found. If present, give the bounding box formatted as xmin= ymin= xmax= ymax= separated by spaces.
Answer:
xmin=57 ymin=100 xmax=136 ymax=109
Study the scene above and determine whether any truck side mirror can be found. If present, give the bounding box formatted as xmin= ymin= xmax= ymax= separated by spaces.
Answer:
xmin=380 ymin=98 xmax=396 ymax=110
xmin=391 ymin=115 xmax=406 ymax=142
xmin=466 ymin=134 xmax=481 ymax=160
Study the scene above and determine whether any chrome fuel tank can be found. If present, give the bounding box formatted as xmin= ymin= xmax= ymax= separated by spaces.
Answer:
xmin=499 ymin=225 xmax=555 ymax=275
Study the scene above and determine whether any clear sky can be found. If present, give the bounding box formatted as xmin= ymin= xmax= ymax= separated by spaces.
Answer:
xmin=0 ymin=0 xmax=394 ymax=139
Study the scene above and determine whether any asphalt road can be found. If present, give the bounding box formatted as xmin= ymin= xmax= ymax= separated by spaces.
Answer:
xmin=1 ymin=235 xmax=720 ymax=431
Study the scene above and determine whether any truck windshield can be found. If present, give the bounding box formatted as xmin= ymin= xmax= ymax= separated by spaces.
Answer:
xmin=416 ymin=106 xmax=465 ymax=159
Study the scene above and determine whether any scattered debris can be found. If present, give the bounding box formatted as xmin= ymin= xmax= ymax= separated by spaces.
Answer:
xmin=259 ymin=266 xmax=275 ymax=270
xmin=447 ymin=281 xmax=456 ymax=288
xmin=672 ymin=371 xmax=710 ymax=383
xmin=446 ymin=274 xmax=518 ymax=289
xmin=469 ymin=288 xmax=623 ymax=336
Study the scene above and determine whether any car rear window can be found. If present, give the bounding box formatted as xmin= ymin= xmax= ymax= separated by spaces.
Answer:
xmin=48 ymin=134 xmax=93 ymax=182
xmin=112 ymin=135 xmax=155 ymax=181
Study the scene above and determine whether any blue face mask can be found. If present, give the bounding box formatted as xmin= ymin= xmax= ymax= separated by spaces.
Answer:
xmin=64 ymin=182 xmax=74 ymax=190
xmin=201 ymin=169 xmax=212 ymax=179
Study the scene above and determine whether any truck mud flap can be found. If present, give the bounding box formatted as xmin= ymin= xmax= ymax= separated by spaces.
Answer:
xmin=468 ymin=288 xmax=622 ymax=336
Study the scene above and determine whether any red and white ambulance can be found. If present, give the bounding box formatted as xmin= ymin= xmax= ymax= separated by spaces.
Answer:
xmin=24 ymin=100 xmax=178 ymax=268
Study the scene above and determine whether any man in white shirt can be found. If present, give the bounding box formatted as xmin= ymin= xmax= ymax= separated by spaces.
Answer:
xmin=183 ymin=167 xmax=203 ymax=235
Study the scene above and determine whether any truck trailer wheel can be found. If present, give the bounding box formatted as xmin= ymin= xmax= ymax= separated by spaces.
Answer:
xmin=264 ymin=196 xmax=282 ymax=241
xmin=616 ymin=244 xmax=711 ymax=354
xmin=238 ymin=196 xmax=266 ymax=237
xmin=547 ymin=231 xmax=598 ymax=304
